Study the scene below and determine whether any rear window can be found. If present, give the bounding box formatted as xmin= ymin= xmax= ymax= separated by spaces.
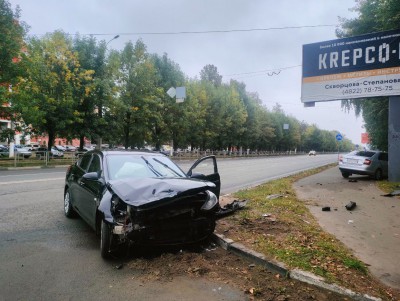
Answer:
xmin=354 ymin=151 xmax=375 ymax=157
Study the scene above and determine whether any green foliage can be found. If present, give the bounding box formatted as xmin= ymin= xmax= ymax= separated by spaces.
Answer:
xmin=12 ymin=31 xmax=92 ymax=149
xmin=116 ymin=40 xmax=163 ymax=149
xmin=0 ymin=0 xmax=27 ymax=86
xmin=0 ymin=0 xmax=27 ymax=139
xmin=200 ymin=64 xmax=222 ymax=87
xmin=337 ymin=0 xmax=400 ymax=150
xmin=4 ymin=22 xmax=355 ymax=151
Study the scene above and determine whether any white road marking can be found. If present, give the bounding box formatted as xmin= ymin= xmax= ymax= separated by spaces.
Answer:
xmin=0 ymin=178 xmax=64 ymax=185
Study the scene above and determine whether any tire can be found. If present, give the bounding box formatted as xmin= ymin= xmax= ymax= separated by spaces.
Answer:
xmin=374 ymin=169 xmax=383 ymax=181
xmin=64 ymin=189 xmax=76 ymax=218
xmin=100 ymin=220 xmax=113 ymax=259
xmin=341 ymin=172 xmax=350 ymax=179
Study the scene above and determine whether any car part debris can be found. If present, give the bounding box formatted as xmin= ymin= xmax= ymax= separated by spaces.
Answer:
xmin=348 ymin=179 xmax=358 ymax=182
xmin=321 ymin=206 xmax=331 ymax=211
xmin=216 ymin=200 xmax=247 ymax=218
xmin=345 ymin=201 xmax=357 ymax=211
xmin=262 ymin=213 xmax=277 ymax=222
xmin=266 ymin=194 xmax=283 ymax=200
xmin=382 ymin=190 xmax=400 ymax=197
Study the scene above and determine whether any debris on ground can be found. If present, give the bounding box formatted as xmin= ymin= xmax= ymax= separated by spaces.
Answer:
xmin=349 ymin=179 xmax=358 ymax=183
xmin=266 ymin=194 xmax=284 ymax=200
xmin=216 ymin=199 xmax=247 ymax=218
xmin=322 ymin=206 xmax=331 ymax=211
xmin=262 ymin=213 xmax=277 ymax=222
xmin=345 ymin=201 xmax=357 ymax=211
xmin=382 ymin=190 xmax=400 ymax=197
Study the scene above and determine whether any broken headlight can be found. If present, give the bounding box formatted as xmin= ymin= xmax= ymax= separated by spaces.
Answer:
xmin=111 ymin=194 xmax=128 ymax=223
xmin=201 ymin=190 xmax=218 ymax=211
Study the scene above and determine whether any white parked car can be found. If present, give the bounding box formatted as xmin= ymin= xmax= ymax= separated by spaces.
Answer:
xmin=14 ymin=145 xmax=32 ymax=158
xmin=339 ymin=150 xmax=388 ymax=180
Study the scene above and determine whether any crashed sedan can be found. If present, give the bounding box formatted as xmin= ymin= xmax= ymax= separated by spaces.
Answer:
xmin=64 ymin=150 xmax=223 ymax=258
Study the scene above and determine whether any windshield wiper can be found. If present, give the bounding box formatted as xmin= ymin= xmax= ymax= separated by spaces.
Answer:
xmin=141 ymin=156 xmax=163 ymax=177
xmin=153 ymin=158 xmax=183 ymax=177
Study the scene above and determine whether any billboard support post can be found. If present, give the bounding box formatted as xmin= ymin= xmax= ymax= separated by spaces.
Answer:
xmin=389 ymin=96 xmax=400 ymax=182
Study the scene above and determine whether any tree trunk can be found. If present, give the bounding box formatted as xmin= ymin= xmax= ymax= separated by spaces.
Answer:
xmin=48 ymin=131 xmax=55 ymax=151
xmin=79 ymin=135 xmax=85 ymax=151
xmin=124 ymin=111 xmax=131 ymax=149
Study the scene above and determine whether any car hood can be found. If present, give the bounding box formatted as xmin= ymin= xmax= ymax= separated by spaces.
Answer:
xmin=107 ymin=177 xmax=216 ymax=209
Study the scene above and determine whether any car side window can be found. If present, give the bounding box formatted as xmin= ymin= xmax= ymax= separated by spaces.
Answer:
xmin=78 ymin=154 xmax=92 ymax=171
xmin=88 ymin=155 xmax=101 ymax=173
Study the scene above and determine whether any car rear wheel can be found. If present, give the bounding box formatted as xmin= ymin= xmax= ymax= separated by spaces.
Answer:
xmin=374 ymin=169 xmax=383 ymax=180
xmin=341 ymin=172 xmax=350 ymax=178
xmin=100 ymin=220 xmax=113 ymax=259
xmin=64 ymin=189 xmax=76 ymax=218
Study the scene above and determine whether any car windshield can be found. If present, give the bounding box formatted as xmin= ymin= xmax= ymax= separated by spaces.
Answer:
xmin=106 ymin=154 xmax=186 ymax=180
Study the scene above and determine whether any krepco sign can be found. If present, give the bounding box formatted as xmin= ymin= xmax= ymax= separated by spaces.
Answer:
xmin=301 ymin=29 xmax=400 ymax=103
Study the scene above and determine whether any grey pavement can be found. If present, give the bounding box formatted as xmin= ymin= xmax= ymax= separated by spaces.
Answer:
xmin=294 ymin=166 xmax=400 ymax=290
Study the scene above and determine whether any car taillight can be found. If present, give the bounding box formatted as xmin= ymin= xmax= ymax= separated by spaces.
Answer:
xmin=363 ymin=159 xmax=372 ymax=165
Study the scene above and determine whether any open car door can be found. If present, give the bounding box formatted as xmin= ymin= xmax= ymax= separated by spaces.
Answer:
xmin=187 ymin=155 xmax=221 ymax=198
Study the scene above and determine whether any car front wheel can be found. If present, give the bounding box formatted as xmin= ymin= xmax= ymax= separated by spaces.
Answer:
xmin=64 ymin=189 xmax=76 ymax=218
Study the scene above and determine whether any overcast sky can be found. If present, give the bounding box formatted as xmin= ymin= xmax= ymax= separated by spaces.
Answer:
xmin=9 ymin=0 xmax=366 ymax=144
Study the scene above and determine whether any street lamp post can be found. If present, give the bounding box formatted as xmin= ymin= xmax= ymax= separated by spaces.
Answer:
xmin=96 ymin=35 xmax=119 ymax=150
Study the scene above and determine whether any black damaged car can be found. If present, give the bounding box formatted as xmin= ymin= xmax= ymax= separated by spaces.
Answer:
xmin=64 ymin=150 xmax=222 ymax=259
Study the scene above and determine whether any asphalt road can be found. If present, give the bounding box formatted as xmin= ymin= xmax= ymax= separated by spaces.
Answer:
xmin=0 ymin=154 xmax=338 ymax=300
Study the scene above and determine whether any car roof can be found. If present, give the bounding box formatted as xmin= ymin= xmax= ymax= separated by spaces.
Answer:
xmin=88 ymin=149 xmax=166 ymax=157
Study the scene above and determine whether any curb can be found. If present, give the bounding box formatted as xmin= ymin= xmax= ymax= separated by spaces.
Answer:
xmin=212 ymin=233 xmax=382 ymax=301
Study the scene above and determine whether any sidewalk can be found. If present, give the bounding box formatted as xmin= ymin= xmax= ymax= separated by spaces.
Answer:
xmin=293 ymin=167 xmax=400 ymax=289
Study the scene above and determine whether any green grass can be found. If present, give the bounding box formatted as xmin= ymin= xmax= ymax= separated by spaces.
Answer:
xmin=376 ymin=180 xmax=400 ymax=194
xmin=227 ymin=164 xmax=369 ymax=284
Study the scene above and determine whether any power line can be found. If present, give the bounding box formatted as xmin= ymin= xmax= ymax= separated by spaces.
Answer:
xmin=223 ymin=65 xmax=301 ymax=78
xmin=29 ymin=24 xmax=336 ymax=37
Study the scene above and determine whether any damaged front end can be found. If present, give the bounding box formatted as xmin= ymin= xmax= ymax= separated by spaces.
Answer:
xmin=98 ymin=178 xmax=220 ymax=248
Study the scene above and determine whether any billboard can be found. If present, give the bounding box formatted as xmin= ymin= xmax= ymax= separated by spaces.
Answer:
xmin=302 ymin=29 xmax=400 ymax=103
xmin=361 ymin=133 xmax=370 ymax=144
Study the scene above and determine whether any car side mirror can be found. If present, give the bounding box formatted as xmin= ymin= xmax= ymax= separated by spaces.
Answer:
xmin=83 ymin=171 xmax=101 ymax=181
xmin=189 ymin=172 xmax=205 ymax=179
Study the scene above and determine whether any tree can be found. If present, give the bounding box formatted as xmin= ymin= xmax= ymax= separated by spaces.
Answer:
xmin=116 ymin=40 xmax=162 ymax=149
xmin=337 ymin=0 xmax=400 ymax=150
xmin=0 ymin=0 xmax=27 ymax=139
xmin=151 ymin=53 xmax=186 ymax=150
xmin=12 ymin=31 xmax=93 ymax=150
xmin=72 ymin=35 xmax=119 ymax=149
xmin=200 ymin=64 xmax=222 ymax=87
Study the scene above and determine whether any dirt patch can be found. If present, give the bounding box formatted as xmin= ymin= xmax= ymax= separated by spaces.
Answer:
xmin=125 ymin=242 xmax=350 ymax=301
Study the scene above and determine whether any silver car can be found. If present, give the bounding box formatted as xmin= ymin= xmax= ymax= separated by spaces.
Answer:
xmin=14 ymin=145 xmax=32 ymax=158
xmin=339 ymin=150 xmax=388 ymax=180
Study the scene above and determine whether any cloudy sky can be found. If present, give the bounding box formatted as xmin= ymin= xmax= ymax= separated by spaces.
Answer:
xmin=9 ymin=0 xmax=365 ymax=144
